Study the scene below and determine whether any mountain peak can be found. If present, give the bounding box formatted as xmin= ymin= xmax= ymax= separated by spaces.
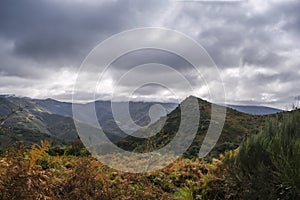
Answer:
xmin=44 ymin=98 xmax=59 ymax=102
xmin=187 ymin=95 xmax=197 ymax=99
xmin=183 ymin=96 xmax=210 ymax=107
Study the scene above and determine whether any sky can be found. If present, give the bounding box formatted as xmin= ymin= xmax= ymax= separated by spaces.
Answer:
xmin=0 ymin=0 xmax=300 ymax=109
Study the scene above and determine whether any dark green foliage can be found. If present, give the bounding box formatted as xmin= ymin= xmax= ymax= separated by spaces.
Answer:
xmin=48 ymin=140 xmax=91 ymax=157
xmin=234 ymin=111 xmax=300 ymax=199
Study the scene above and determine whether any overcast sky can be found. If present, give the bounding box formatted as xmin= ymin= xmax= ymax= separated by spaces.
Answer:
xmin=0 ymin=0 xmax=300 ymax=109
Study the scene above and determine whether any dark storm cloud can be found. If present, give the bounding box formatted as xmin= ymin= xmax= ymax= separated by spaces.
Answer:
xmin=0 ymin=0 xmax=133 ymax=63
xmin=0 ymin=0 xmax=166 ymax=79
xmin=0 ymin=0 xmax=171 ymax=66
xmin=110 ymin=49 xmax=194 ymax=72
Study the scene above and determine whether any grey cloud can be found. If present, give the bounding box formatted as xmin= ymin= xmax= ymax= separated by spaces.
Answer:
xmin=0 ymin=0 xmax=166 ymax=64
xmin=0 ymin=0 xmax=299 ymax=108
xmin=169 ymin=0 xmax=298 ymax=70
xmin=110 ymin=49 xmax=194 ymax=72
xmin=0 ymin=0 xmax=128 ymax=63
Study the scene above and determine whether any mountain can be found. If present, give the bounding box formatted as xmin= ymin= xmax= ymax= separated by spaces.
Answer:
xmin=33 ymin=98 xmax=177 ymax=136
xmin=32 ymin=98 xmax=73 ymax=117
xmin=0 ymin=96 xmax=177 ymax=149
xmin=227 ymin=105 xmax=282 ymax=115
xmin=115 ymin=96 xmax=270 ymax=158
xmin=0 ymin=95 xmax=284 ymax=158
xmin=0 ymin=96 xmax=80 ymax=148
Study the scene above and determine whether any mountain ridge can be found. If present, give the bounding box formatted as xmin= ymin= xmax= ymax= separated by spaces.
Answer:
xmin=227 ymin=104 xmax=282 ymax=115
xmin=116 ymin=96 xmax=270 ymax=158
xmin=0 ymin=96 xmax=177 ymax=149
xmin=0 ymin=95 xmax=287 ymax=157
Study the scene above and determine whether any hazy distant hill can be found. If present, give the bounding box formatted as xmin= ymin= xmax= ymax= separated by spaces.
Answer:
xmin=0 ymin=96 xmax=177 ymax=148
xmin=227 ymin=105 xmax=282 ymax=115
xmin=33 ymin=98 xmax=177 ymax=136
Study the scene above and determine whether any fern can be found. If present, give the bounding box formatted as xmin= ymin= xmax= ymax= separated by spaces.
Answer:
xmin=174 ymin=186 xmax=194 ymax=200
xmin=29 ymin=140 xmax=50 ymax=169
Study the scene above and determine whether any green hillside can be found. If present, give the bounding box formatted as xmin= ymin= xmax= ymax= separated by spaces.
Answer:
xmin=116 ymin=96 xmax=269 ymax=158
xmin=0 ymin=96 xmax=93 ymax=148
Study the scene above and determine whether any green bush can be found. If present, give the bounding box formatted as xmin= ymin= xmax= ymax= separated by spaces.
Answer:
xmin=235 ymin=111 xmax=300 ymax=199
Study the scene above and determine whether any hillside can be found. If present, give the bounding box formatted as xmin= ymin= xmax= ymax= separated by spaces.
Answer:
xmin=116 ymin=96 xmax=268 ymax=158
xmin=0 ymin=95 xmax=299 ymax=199
xmin=33 ymin=98 xmax=177 ymax=136
xmin=0 ymin=96 xmax=82 ymax=148
xmin=0 ymin=96 xmax=177 ymax=149
xmin=1 ymin=109 xmax=299 ymax=199
xmin=0 ymin=95 xmax=285 ymax=157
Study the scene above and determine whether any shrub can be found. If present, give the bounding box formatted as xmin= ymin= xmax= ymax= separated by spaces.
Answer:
xmin=0 ymin=141 xmax=109 ymax=200
xmin=234 ymin=111 xmax=300 ymax=199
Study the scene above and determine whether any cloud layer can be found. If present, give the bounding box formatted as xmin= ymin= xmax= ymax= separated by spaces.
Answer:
xmin=0 ymin=0 xmax=299 ymax=109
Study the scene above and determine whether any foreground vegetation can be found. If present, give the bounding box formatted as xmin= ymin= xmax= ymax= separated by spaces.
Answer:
xmin=206 ymin=110 xmax=300 ymax=199
xmin=232 ymin=110 xmax=300 ymax=199
xmin=0 ymin=111 xmax=300 ymax=199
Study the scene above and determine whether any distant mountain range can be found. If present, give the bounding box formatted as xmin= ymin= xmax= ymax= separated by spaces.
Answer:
xmin=32 ymin=98 xmax=177 ymax=136
xmin=0 ymin=95 xmax=286 ymax=155
xmin=32 ymin=97 xmax=282 ymax=117
xmin=227 ymin=105 xmax=282 ymax=115
xmin=0 ymin=95 xmax=177 ymax=149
